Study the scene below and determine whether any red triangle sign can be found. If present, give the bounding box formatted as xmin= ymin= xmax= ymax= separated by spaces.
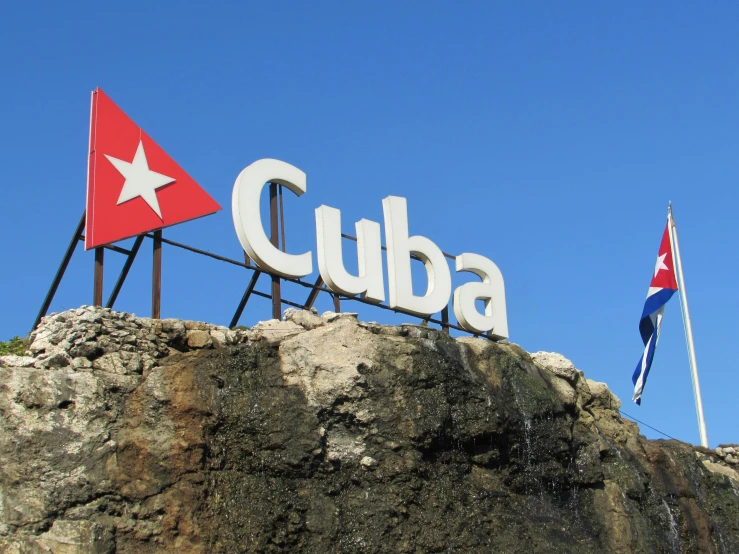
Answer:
xmin=85 ymin=88 xmax=221 ymax=250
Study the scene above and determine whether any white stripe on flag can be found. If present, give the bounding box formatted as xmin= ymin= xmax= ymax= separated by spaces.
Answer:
xmin=632 ymin=308 xmax=664 ymax=403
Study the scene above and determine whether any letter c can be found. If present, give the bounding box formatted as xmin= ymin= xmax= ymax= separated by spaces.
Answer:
xmin=232 ymin=159 xmax=313 ymax=279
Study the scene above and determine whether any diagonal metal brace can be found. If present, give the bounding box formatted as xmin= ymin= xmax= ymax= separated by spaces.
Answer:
xmin=32 ymin=212 xmax=86 ymax=331
xmin=106 ymin=235 xmax=145 ymax=309
xmin=230 ymin=270 xmax=262 ymax=328
xmin=304 ymin=275 xmax=324 ymax=310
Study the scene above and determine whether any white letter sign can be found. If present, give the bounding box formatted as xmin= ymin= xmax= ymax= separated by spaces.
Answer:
xmin=453 ymin=253 xmax=508 ymax=339
xmin=231 ymin=159 xmax=509 ymax=338
xmin=232 ymin=159 xmax=313 ymax=279
xmin=382 ymin=196 xmax=452 ymax=317
xmin=315 ymin=205 xmax=385 ymax=302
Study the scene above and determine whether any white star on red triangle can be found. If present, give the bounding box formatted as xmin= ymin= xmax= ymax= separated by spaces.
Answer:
xmin=654 ymin=253 xmax=669 ymax=278
xmin=105 ymin=140 xmax=175 ymax=219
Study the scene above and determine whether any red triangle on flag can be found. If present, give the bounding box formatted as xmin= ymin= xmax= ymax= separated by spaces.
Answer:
xmin=85 ymin=88 xmax=221 ymax=250
xmin=650 ymin=221 xmax=678 ymax=290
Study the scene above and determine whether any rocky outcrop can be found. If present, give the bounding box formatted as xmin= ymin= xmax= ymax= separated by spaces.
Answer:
xmin=0 ymin=307 xmax=737 ymax=553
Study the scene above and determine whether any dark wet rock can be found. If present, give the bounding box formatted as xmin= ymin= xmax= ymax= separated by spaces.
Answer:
xmin=0 ymin=306 xmax=737 ymax=553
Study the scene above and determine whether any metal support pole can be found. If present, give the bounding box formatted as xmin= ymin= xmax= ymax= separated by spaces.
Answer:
xmin=93 ymin=247 xmax=104 ymax=307
xmin=230 ymin=270 xmax=262 ymax=328
xmin=304 ymin=275 xmax=324 ymax=310
xmin=333 ymin=294 xmax=341 ymax=313
xmin=279 ymin=184 xmax=286 ymax=252
xmin=668 ymin=205 xmax=709 ymax=447
xmin=441 ymin=306 xmax=450 ymax=335
xmin=33 ymin=212 xmax=86 ymax=330
xmin=152 ymin=230 xmax=162 ymax=319
xmin=269 ymin=183 xmax=282 ymax=320
xmin=105 ymin=235 xmax=144 ymax=309
xmin=270 ymin=275 xmax=282 ymax=319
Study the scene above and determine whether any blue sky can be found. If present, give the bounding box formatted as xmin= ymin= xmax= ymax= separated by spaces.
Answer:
xmin=2 ymin=2 xmax=737 ymax=447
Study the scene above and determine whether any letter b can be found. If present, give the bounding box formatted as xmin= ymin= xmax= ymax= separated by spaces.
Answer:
xmin=382 ymin=196 xmax=452 ymax=317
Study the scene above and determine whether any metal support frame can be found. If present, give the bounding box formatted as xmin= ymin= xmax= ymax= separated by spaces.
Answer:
xmin=106 ymin=235 xmax=144 ymax=309
xmin=269 ymin=182 xmax=282 ymax=320
xmin=38 ymin=194 xmax=496 ymax=341
xmin=230 ymin=182 xmax=288 ymax=327
xmin=441 ymin=306 xmax=450 ymax=335
xmin=33 ymin=213 xmax=87 ymax=330
xmin=147 ymin=233 xmax=491 ymax=338
xmin=225 ymin=191 xmax=475 ymax=334
xmin=152 ymin=230 xmax=162 ymax=319
xmin=304 ymin=275 xmax=324 ymax=310
xmin=33 ymin=212 xmax=151 ymax=331
xmin=230 ymin=270 xmax=262 ymax=328
xmin=93 ymin=248 xmax=104 ymax=306
xmin=279 ymin=184 xmax=286 ymax=253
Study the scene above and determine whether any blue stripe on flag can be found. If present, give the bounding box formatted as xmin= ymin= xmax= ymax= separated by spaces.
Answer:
xmin=632 ymin=327 xmax=659 ymax=405
xmin=641 ymin=288 xmax=676 ymax=320
xmin=639 ymin=312 xmax=656 ymax=346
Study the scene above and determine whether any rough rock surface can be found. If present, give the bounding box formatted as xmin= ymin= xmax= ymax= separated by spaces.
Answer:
xmin=1 ymin=307 xmax=737 ymax=553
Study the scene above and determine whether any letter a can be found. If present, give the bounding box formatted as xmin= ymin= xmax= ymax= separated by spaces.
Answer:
xmin=453 ymin=253 xmax=508 ymax=338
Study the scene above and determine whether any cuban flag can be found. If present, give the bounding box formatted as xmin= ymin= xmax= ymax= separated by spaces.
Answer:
xmin=632 ymin=218 xmax=679 ymax=405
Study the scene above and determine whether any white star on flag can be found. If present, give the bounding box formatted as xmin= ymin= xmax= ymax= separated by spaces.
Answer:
xmin=105 ymin=140 xmax=175 ymax=219
xmin=653 ymin=252 xmax=669 ymax=278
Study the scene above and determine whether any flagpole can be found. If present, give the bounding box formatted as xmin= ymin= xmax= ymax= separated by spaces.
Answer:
xmin=668 ymin=203 xmax=709 ymax=448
